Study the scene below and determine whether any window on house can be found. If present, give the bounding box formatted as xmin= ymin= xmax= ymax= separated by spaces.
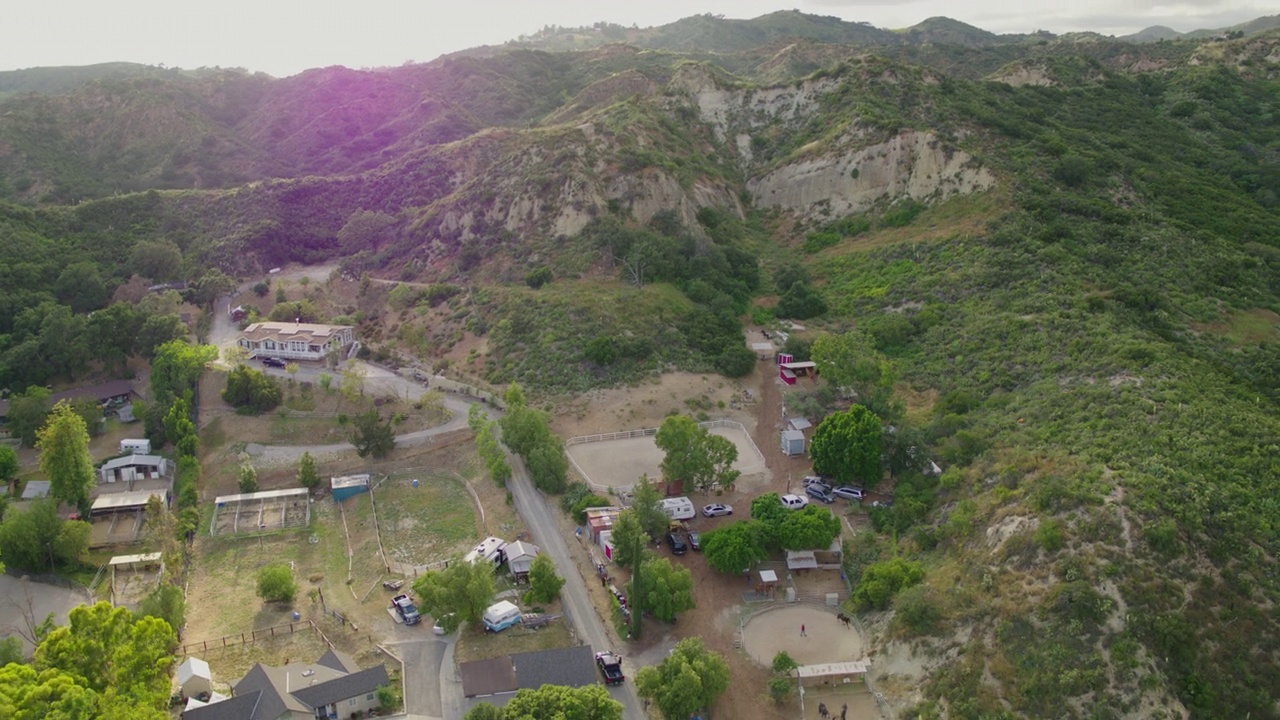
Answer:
xmin=366 ymin=694 xmax=374 ymax=701
xmin=349 ymin=698 xmax=357 ymax=706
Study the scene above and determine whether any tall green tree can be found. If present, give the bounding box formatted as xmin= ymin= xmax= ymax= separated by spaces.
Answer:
xmin=222 ymin=364 xmax=283 ymax=414
xmin=297 ymin=451 xmax=320 ymax=489
xmin=150 ymin=340 xmax=217 ymax=405
xmin=525 ymin=554 xmax=565 ymax=604
xmin=502 ymin=684 xmax=624 ymax=720
xmin=606 ymin=510 xmax=647 ymax=568
xmin=37 ymin=400 xmax=96 ymax=514
xmin=256 ymin=563 xmax=297 ymax=603
xmin=0 ymin=664 xmax=100 ymax=720
xmin=634 ymin=637 xmax=729 ymax=720
xmin=0 ymin=500 xmax=90 ymax=571
xmin=811 ymin=331 xmax=896 ymax=417
xmin=136 ymin=314 xmax=190 ymax=359
xmin=701 ymin=521 xmax=768 ymax=574
xmin=779 ymin=505 xmax=842 ymax=550
xmin=631 ymin=475 xmax=669 ymax=541
xmin=35 ymin=602 xmax=175 ymax=709
xmin=351 ymin=410 xmax=395 ymax=459
xmin=655 ymin=415 xmax=739 ymax=492
xmin=413 ymin=558 xmax=496 ymax=633
xmin=162 ymin=397 xmax=198 ymax=457
xmin=810 ymin=404 xmax=882 ymax=487
xmin=632 ymin=556 xmax=695 ymax=623
xmin=7 ymin=386 xmax=52 ymax=448
xmin=0 ymin=445 xmax=20 ymax=496
xmin=525 ymin=438 xmax=568 ymax=494
xmin=54 ymin=262 xmax=108 ymax=314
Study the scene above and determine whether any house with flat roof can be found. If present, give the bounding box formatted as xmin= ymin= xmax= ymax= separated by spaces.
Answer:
xmin=236 ymin=322 xmax=354 ymax=362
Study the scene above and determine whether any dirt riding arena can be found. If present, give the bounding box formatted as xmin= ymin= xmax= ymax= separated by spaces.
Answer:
xmin=566 ymin=421 xmax=767 ymax=491
xmin=743 ymin=605 xmax=866 ymax=667
xmin=0 ymin=575 xmax=89 ymax=654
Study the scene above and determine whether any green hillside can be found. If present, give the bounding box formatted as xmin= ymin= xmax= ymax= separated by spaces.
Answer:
xmin=0 ymin=13 xmax=1277 ymax=719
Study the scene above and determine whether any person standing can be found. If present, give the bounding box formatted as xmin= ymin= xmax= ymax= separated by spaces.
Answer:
xmin=800 ymin=623 xmax=806 ymax=636
xmin=840 ymin=703 xmax=847 ymax=720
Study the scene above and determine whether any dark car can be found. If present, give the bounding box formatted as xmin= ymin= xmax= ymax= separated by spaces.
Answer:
xmin=260 ymin=356 xmax=286 ymax=368
xmin=390 ymin=594 xmax=421 ymax=625
xmin=596 ymin=651 xmax=625 ymax=685
xmin=805 ymin=485 xmax=836 ymax=504
xmin=687 ymin=531 xmax=701 ymax=551
xmin=666 ymin=531 xmax=688 ymax=555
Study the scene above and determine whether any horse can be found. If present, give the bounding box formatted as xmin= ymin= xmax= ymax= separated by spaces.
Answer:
xmin=836 ymin=612 xmax=852 ymax=628
xmin=818 ymin=702 xmax=829 ymax=719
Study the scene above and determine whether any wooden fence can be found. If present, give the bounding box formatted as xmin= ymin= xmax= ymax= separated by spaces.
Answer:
xmin=177 ymin=619 xmax=327 ymax=655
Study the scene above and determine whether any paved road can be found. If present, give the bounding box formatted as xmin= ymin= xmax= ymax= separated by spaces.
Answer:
xmin=504 ymin=451 xmax=646 ymax=720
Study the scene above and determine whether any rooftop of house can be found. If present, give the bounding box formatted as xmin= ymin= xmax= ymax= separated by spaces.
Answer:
xmin=184 ymin=649 xmax=386 ymax=720
xmin=238 ymin=321 xmax=352 ymax=344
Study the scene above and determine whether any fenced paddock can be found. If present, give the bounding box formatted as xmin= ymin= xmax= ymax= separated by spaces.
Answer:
xmin=566 ymin=419 xmax=765 ymax=493
xmin=211 ymin=488 xmax=311 ymax=536
xmin=108 ymin=552 xmax=163 ymax=608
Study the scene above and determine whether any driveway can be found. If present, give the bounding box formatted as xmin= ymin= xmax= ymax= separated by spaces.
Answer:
xmin=392 ymin=637 xmax=448 ymax=717
xmin=0 ymin=574 xmax=90 ymax=654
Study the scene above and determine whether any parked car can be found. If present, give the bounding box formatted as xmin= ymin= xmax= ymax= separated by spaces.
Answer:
xmin=260 ymin=356 xmax=286 ymax=368
xmin=666 ymin=531 xmax=688 ymax=555
xmin=805 ymin=485 xmax=836 ymax=504
xmin=595 ymin=651 xmax=625 ymax=685
xmin=832 ymin=486 xmax=865 ymax=501
xmin=390 ymin=594 xmax=421 ymax=625
xmin=780 ymin=494 xmax=809 ymax=510
xmin=702 ymin=503 xmax=734 ymax=517
xmin=802 ymin=476 xmax=831 ymax=490
xmin=431 ymin=613 xmax=455 ymax=635
xmin=687 ymin=531 xmax=701 ymax=551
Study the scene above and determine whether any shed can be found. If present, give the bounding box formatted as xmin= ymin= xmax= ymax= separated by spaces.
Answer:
xmin=793 ymin=660 xmax=870 ymax=688
xmin=780 ymin=429 xmax=805 ymax=456
xmin=785 ymin=550 xmax=818 ymax=570
xmin=505 ymin=541 xmax=540 ymax=580
xmin=119 ymin=439 xmax=151 ymax=455
xmin=330 ymin=474 xmax=370 ymax=502
xmin=777 ymin=352 xmax=794 ymax=365
xmin=780 ymin=367 xmax=797 ymax=386
xmin=177 ymin=656 xmax=213 ymax=698
xmin=788 ymin=417 xmax=812 ymax=432
xmin=21 ymin=480 xmax=50 ymax=500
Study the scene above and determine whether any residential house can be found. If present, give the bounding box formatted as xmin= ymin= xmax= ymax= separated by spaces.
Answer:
xmin=0 ymin=379 xmax=137 ymax=422
xmin=459 ymin=646 xmax=597 ymax=699
xmin=181 ymin=649 xmax=389 ymax=720
xmin=236 ymin=322 xmax=354 ymax=362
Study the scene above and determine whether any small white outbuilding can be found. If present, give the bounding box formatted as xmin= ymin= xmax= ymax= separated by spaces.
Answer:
xmin=177 ymin=656 xmax=213 ymax=698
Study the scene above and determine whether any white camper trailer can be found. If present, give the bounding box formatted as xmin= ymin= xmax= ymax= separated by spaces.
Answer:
xmin=660 ymin=497 xmax=696 ymax=521
xmin=119 ymin=439 xmax=151 ymax=455
xmin=482 ymin=600 xmax=521 ymax=632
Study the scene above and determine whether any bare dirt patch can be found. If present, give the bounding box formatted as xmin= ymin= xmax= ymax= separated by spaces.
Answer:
xmin=743 ymin=605 xmax=865 ymax=666
xmin=565 ymin=425 xmax=765 ymax=491
xmin=550 ymin=372 xmax=759 ymax=439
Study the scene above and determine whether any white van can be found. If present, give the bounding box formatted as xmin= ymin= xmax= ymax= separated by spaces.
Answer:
xmin=660 ymin=497 xmax=696 ymax=521
xmin=483 ymin=600 xmax=522 ymax=632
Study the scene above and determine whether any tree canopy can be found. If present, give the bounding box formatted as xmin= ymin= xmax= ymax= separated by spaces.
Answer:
xmin=0 ymin=499 xmax=91 ymax=572
xmin=37 ymin=400 xmax=96 ymax=514
xmin=222 ymin=364 xmax=283 ymax=414
xmin=631 ymin=555 xmax=695 ymax=623
xmin=413 ymin=558 xmax=495 ymax=633
xmin=634 ymin=637 xmax=729 ymax=720
xmin=525 ymin=554 xmax=564 ymax=604
xmin=701 ymin=521 xmax=768 ymax=574
xmin=351 ymin=410 xmax=395 ymax=459
xmin=655 ymin=415 xmax=739 ymax=492
xmin=810 ymin=404 xmax=882 ymax=487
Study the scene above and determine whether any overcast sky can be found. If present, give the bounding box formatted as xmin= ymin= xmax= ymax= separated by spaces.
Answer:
xmin=3 ymin=1 xmax=1272 ymax=78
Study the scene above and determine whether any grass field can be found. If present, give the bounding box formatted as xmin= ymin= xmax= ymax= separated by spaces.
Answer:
xmin=452 ymin=601 xmax=576 ymax=664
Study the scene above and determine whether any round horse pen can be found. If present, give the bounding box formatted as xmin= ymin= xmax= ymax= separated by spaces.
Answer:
xmin=742 ymin=605 xmax=865 ymax=667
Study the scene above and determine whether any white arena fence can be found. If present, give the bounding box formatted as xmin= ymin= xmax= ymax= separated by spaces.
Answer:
xmin=566 ymin=419 xmax=766 ymax=495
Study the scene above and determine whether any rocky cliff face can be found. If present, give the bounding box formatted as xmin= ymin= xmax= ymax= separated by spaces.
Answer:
xmin=746 ymin=130 xmax=995 ymax=219
xmin=671 ymin=63 xmax=996 ymax=221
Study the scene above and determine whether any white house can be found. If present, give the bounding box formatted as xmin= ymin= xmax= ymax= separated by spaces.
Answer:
xmin=99 ymin=454 xmax=169 ymax=484
xmin=236 ymin=322 xmax=354 ymax=362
